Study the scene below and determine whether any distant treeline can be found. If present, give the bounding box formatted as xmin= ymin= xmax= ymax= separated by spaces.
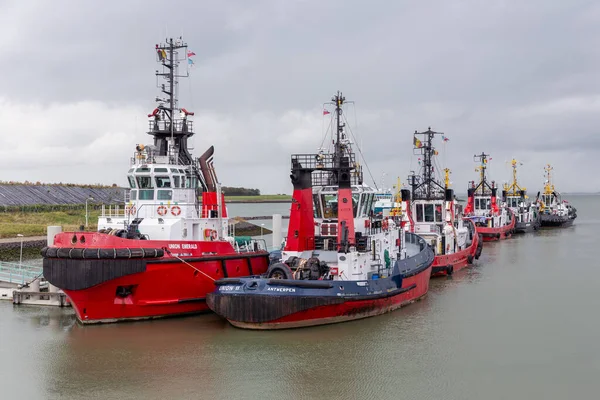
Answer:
xmin=221 ymin=186 xmax=261 ymax=196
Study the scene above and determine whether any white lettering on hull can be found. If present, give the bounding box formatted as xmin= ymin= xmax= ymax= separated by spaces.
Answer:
xmin=267 ymin=287 xmax=296 ymax=293
xmin=168 ymin=243 xmax=198 ymax=250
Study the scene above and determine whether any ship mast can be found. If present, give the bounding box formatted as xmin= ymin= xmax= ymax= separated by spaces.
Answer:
xmin=150 ymin=38 xmax=193 ymax=164
xmin=410 ymin=128 xmax=445 ymax=200
xmin=543 ymin=164 xmax=554 ymax=195
xmin=503 ymin=159 xmax=525 ymax=196
xmin=472 ymin=152 xmax=494 ymax=195
xmin=333 ymin=91 xmax=346 ymax=169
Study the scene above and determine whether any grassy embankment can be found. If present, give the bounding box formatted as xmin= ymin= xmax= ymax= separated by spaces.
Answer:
xmin=0 ymin=208 xmax=102 ymax=239
xmin=0 ymin=195 xmax=290 ymax=239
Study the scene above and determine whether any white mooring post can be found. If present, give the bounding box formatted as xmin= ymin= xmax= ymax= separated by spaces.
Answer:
xmin=272 ymin=214 xmax=282 ymax=251
xmin=47 ymin=226 xmax=62 ymax=293
xmin=47 ymin=226 xmax=62 ymax=246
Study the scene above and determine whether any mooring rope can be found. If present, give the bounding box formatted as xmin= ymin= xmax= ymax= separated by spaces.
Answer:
xmin=163 ymin=248 xmax=215 ymax=282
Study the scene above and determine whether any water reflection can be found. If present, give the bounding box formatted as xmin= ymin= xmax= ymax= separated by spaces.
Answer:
xmin=2 ymin=196 xmax=599 ymax=399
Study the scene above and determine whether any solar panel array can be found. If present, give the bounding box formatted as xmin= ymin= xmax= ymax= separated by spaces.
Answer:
xmin=0 ymin=185 xmax=126 ymax=206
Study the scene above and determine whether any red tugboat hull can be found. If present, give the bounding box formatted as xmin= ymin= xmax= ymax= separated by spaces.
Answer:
xmin=476 ymin=214 xmax=515 ymax=242
xmin=43 ymin=232 xmax=269 ymax=324
xmin=430 ymin=227 xmax=481 ymax=277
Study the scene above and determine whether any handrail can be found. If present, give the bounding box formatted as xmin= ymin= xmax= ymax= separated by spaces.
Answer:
xmin=0 ymin=261 xmax=43 ymax=285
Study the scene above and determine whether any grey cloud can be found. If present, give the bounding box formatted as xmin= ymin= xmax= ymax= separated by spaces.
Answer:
xmin=0 ymin=0 xmax=599 ymax=194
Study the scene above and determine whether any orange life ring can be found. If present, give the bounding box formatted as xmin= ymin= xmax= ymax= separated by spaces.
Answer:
xmin=157 ymin=205 xmax=167 ymax=216
xmin=129 ymin=206 xmax=136 ymax=215
xmin=171 ymin=205 xmax=181 ymax=216
xmin=211 ymin=230 xmax=218 ymax=240
xmin=382 ymin=219 xmax=389 ymax=230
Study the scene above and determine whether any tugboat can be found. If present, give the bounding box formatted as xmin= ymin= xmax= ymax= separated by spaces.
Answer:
xmin=41 ymin=38 xmax=270 ymax=324
xmin=206 ymin=92 xmax=435 ymax=330
xmin=502 ymin=159 xmax=541 ymax=233
xmin=404 ymin=128 xmax=482 ymax=277
xmin=463 ymin=152 xmax=515 ymax=242
xmin=537 ymin=164 xmax=577 ymax=227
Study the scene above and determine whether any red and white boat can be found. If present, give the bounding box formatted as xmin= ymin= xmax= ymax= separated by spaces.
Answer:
xmin=401 ymin=128 xmax=482 ymax=277
xmin=41 ymin=37 xmax=270 ymax=324
xmin=206 ymin=92 xmax=435 ymax=330
xmin=464 ymin=152 xmax=515 ymax=242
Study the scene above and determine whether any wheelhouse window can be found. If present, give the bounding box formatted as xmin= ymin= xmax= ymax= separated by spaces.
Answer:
xmin=185 ymin=176 xmax=197 ymax=189
xmin=424 ymin=204 xmax=434 ymax=222
xmin=130 ymin=190 xmax=137 ymax=200
xmin=352 ymin=193 xmax=360 ymax=217
xmin=136 ymin=176 xmax=153 ymax=189
xmin=173 ymin=176 xmax=181 ymax=188
xmin=360 ymin=193 xmax=371 ymax=216
xmin=313 ymin=194 xmax=322 ymax=218
xmin=321 ymin=194 xmax=338 ymax=219
xmin=170 ymin=168 xmax=179 ymax=173
xmin=475 ymin=198 xmax=491 ymax=210
xmin=139 ymin=190 xmax=154 ymax=200
xmin=157 ymin=190 xmax=173 ymax=200
xmin=542 ymin=195 xmax=552 ymax=205
xmin=155 ymin=176 xmax=171 ymax=188
xmin=136 ymin=167 xmax=151 ymax=173
xmin=127 ymin=175 xmax=136 ymax=189
xmin=155 ymin=168 xmax=168 ymax=173
xmin=367 ymin=193 xmax=375 ymax=216
xmin=416 ymin=204 xmax=424 ymax=222
xmin=434 ymin=204 xmax=442 ymax=221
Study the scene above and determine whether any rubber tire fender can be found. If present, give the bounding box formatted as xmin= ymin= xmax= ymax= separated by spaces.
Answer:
xmin=266 ymin=262 xmax=293 ymax=280
xmin=467 ymin=254 xmax=474 ymax=264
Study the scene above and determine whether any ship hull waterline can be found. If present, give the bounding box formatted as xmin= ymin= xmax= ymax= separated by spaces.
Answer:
xmin=430 ymin=232 xmax=482 ymax=277
xmin=475 ymin=213 xmax=516 ymax=242
xmin=42 ymin=233 xmax=270 ymax=324
xmin=540 ymin=216 xmax=575 ymax=228
xmin=206 ymin=246 xmax=435 ymax=330
xmin=514 ymin=220 xmax=540 ymax=234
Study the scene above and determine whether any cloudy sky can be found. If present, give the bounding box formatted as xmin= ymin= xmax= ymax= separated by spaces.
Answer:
xmin=0 ymin=0 xmax=598 ymax=194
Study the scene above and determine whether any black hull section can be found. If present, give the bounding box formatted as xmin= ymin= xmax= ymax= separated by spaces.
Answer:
xmin=540 ymin=216 xmax=575 ymax=227
xmin=207 ymin=293 xmax=345 ymax=323
xmin=514 ymin=220 xmax=540 ymax=233
xmin=43 ymin=258 xmax=147 ymax=291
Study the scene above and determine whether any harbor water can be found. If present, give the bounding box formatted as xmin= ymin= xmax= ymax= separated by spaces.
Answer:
xmin=1 ymin=195 xmax=599 ymax=399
